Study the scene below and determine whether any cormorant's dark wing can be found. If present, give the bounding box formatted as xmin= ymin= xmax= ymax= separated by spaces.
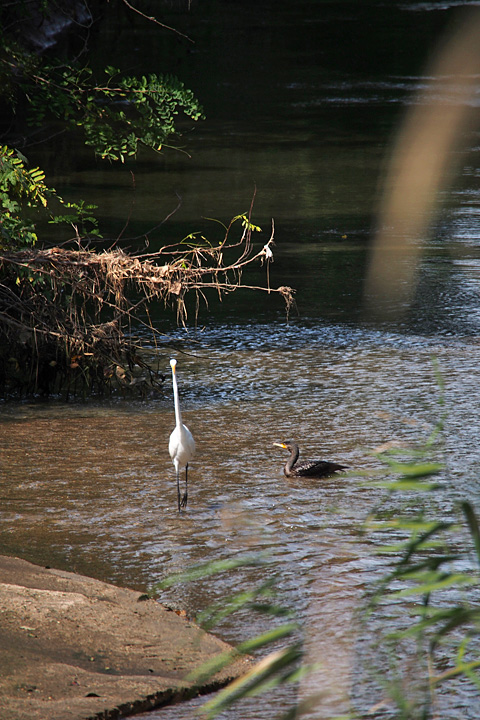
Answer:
xmin=294 ymin=460 xmax=347 ymax=478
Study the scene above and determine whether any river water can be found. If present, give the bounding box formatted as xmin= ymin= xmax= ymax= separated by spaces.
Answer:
xmin=3 ymin=1 xmax=480 ymax=718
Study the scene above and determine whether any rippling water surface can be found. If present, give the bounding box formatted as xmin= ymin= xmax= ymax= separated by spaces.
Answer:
xmin=2 ymin=318 xmax=480 ymax=717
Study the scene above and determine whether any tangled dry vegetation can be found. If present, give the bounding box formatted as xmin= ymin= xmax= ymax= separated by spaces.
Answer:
xmin=0 ymin=218 xmax=294 ymax=398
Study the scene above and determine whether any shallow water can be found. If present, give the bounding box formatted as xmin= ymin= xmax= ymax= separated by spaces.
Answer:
xmin=2 ymin=317 xmax=480 ymax=717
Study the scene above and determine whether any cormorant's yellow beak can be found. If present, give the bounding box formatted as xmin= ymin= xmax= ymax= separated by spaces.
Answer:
xmin=273 ymin=442 xmax=287 ymax=449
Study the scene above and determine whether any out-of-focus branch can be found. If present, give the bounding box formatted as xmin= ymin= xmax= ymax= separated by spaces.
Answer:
xmin=121 ymin=0 xmax=194 ymax=42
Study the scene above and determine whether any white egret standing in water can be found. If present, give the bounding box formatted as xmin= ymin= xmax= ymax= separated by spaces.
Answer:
xmin=169 ymin=358 xmax=195 ymax=511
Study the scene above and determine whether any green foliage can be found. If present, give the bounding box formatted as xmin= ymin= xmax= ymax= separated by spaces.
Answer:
xmin=150 ymin=555 xmax=307 ymax=719
xmin=1 ymin=0 xmax=205 ymax=161
xmin=199 ymin=640 xmax=305 ymax=720
xmin=0 ymin=1 xmax=205 ymax=250
xmin=47 ymin=199 xmax=101 ymax=236
xmin=363 ymin=423 xmax=480 ymax=719
xmin=202 ymin=212 xmax=263 ymax=238
xmin=0 ymin=145 xmax=48 ymax=249
xmin=0 ymin=148 xmax=50 ymax=207
xmin=0 ymin=145 xmax=100 ymax=250
xmin=26 ymin=64 xmax=204 ymax=161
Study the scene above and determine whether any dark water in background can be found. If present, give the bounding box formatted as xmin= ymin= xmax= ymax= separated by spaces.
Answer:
xmin=34 ymin=0 xmax=480 ymax=330
xmin=33 ymin=0 xmax=450 ymax=238
xmin=5 ymin=1 xmax=480 ymax=718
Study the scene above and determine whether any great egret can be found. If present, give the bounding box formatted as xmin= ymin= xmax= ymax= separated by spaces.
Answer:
xmin=273 ymin=441 xmax=347 ymax=479
xmin=169 ymin=358 xmax=195 ymax=511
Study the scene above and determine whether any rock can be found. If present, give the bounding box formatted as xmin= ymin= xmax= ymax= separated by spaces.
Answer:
xmin=0 ymin=555 xmax=250 ymax=720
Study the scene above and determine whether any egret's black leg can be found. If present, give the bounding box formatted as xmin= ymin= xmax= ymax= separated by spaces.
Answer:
xmin=176 ymin=470 xmax=181 ymax=512
xmin=180 ymin=463 xmax=188 ymax=509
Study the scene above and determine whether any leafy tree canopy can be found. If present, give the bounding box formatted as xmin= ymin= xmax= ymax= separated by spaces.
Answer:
xmin=0 ymin=0 xmax=204 ymax=248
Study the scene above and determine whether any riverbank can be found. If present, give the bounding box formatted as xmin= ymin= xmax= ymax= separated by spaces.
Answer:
xmin=0 ymin=555 xmax=251 ymax=720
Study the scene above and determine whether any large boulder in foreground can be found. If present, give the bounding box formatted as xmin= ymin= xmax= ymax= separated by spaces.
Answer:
xmin=0 ymin=555 xmax=250 ymax=720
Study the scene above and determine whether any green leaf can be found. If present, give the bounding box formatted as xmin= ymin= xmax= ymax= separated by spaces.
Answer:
xmin=390 ymin=573 xmax=477 ymax=598
xmin=199 ymin=644 xmax=304 ymax=719
xmin=151 ymin=554 xmax=268 ymax=592
xmin=462 ymin=501 xmax=480 ymax=568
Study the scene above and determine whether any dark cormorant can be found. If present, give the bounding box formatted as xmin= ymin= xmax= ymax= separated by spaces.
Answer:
xmin=273 ymin=441 xmax=347 ymax=479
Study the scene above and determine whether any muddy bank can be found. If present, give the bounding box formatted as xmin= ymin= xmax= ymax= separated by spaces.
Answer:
xmin=0 ymin=555 xmax=250 ymax=720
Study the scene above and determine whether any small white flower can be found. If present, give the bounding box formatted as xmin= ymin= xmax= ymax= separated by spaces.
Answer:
xmin=261 ymin=240 xmax=274 ymax=266
xmin=263 ymin=243 xmax=274 ymax=260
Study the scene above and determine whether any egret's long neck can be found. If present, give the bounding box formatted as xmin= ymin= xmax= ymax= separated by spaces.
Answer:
xmin=172 ymin=370 xmax=183 ymax=427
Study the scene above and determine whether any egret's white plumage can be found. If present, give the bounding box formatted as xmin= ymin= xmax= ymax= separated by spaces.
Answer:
xmin=169 ymin=358 xmax=195 ymax=511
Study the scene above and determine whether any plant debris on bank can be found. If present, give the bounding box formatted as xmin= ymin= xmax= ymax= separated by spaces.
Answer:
xmin=0 ymin=219 xmax=294 ymax=399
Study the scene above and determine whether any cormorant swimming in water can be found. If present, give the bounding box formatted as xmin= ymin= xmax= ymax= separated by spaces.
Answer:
xmin=273 ymin=441 xmax=347 ymax=479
